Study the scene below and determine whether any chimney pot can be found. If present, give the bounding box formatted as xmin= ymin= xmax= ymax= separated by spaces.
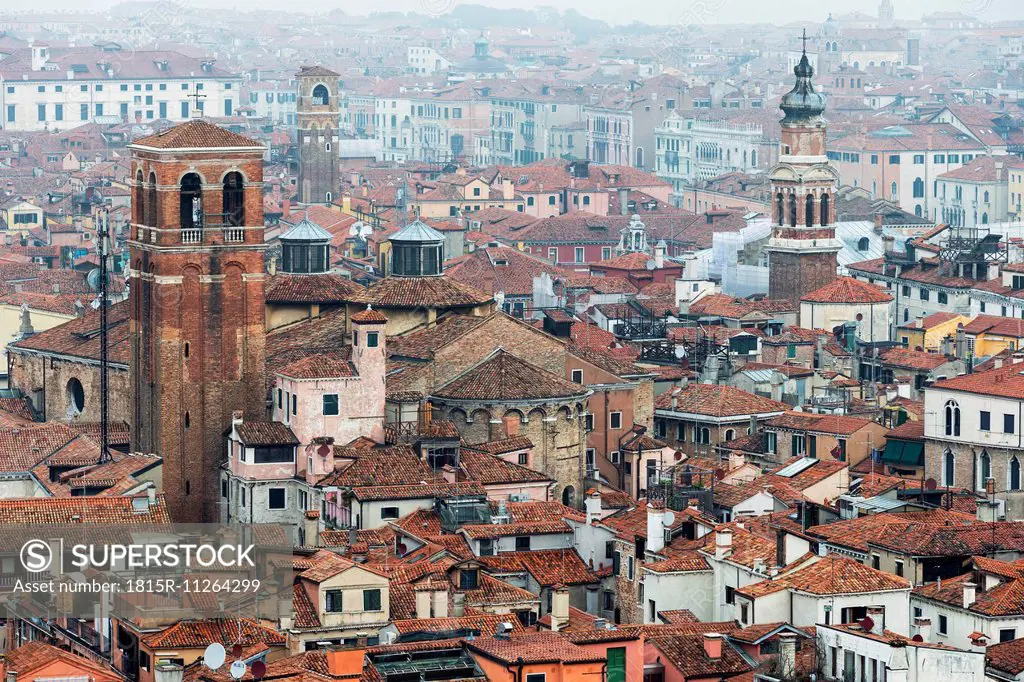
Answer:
xmin=703 ymin=633 xmax=723 ymax=660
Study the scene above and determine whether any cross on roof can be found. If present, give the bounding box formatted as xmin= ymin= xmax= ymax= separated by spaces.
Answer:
xmin=189 ymin=83 xmax=206 ymax=116
xmin=801 ymin=28 xmax=808 ymax=55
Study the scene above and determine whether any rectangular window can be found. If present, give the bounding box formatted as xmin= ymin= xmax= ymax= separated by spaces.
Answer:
xmin=479 ymin=538 xmax=494 ymax=556
xmin=6 ymin=105 xmax=14 ymax=122
xmin=325 ymin=589 xmax=344 ymax=612
xmin=627 ymin=555 xmax=634 ymax=580
xmin=939 ymin=615 xmax=948 ymax=634
xmin=574 ymin=247 xmax=585 ymax=263
xmin=787 ymin=344 xmax=797 ymax=358
xmin=323 ymin=394 xmax=339 ymax=416
xmin=725 ymin=586 xmax=735 ymax=604
xmin=609 ymin=412 xmax=622 ymax=430
xmin=766 ymin=432 xmax=777 ymax=454
xmin=525 ymin=675 xmax=545 ymax=682
xmin=37 ymin=104 xmax=46 ymax=122
xmin=871 ymin=554 xmax=880 ymax=570
xmin=981 ymin=411 xmax=991 ymax=431
xmin=792 ymin=434 xmax=805 ymax=456
xmin=938 ymin=292 xmax=948 ymax=304
xmin=55 ymin=104 xmax=63 ymax=121
xmin=381 ymin=506 xmax=399 ymax=520
xmin=363 ymin=588 xmax=382 ymax=611
xmin=181 ymin=101 xmax=189 ymax=118
xmin=95 ymin=103 xmax=103 ymax=116
xmin=895 ymin=560 xmax=904 ymax=577
xmin=277 ymin=388 xmax=283 ymax=409
xmin=1006 ymin=414 xmax=1016 ymax=434
xmin=515 ymin=536 xmax=531 ymax=551
xmin=889 ymin=155 xmax=901 ymax=164
xmin=913 ymin=154 xmax=925 ymax=164
xmin=254 ymin=446 xmax=294 ymax=464
xmin=612 ymin=551 xmax=621 ymax=575
xmin=920 ymin=289 xmax=930 ymax=301
xmin=268 ymin=488 xmax=286 ymax=510
xmin=367 ymin=331 xmax=379 ymax=348
xmin=81 ymin=103 xmax=88 ymax=120
xmin=571 ymin=369 xmax=584 ymax=383
xmin=292 ymin=394 xmax=298 ymax=416
xmin=1000 ymin=629 xmax=1017 ymax=642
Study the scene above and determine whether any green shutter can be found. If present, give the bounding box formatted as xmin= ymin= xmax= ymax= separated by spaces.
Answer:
xmin=607 ymin=647 xmax=626 ymax=682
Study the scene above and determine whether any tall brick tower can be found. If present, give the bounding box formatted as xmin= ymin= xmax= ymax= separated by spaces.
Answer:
xmin=128 ymin=120 xmax=267 ymax=523
xmin=296 ymin=66 xmax=340 ymax=205
xmin=766 ymin=33 xmax=843 ymax=308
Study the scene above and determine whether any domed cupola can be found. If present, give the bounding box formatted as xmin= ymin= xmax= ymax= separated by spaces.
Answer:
xmin=280 ymin=216 xmax=331 ymax=274
xmin=389 ymin=219 xmax=445 ymax=277
xmin=781 ymin=30 xmax=828 ymax=125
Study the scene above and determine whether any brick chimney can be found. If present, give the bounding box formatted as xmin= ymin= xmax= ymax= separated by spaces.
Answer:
xmin=703 ymin=633 xmax=723 ymax=660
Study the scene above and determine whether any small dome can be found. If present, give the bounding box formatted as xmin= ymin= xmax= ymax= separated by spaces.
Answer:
xmin=280 ymin=217 xmax=331 ymax=243
xmin=390 ymin=219 xmax=444 ymax=244
xmin=780 ymin=54 xmax=827 ymax=123
xmin=822 ymin=14 xmax=841 ymax=37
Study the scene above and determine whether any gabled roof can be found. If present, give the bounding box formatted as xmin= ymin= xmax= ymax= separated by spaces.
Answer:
xmin=737 ymin=556 xmax=910 ymax=598
xmin=234 ymin=421 xmax=299 ymax=446
xmin=801 ymin=276 xmax=893 ymax=304
xmin=431 ymin=349 xmax=591 ymax=402
xmin=655 ymin=383 xmax=789 ymax=418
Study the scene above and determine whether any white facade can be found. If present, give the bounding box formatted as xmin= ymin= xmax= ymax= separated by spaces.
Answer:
xmin=816 ymin=624 xmax=986 ymax=682
xmin=407 ymin=46 xmax=451 ymax=75
xmin=245 ymin=81 xmax=297 ymax=125
xmin=911 ymin=593 xmax=1024 ymax=649
xmin=936 ymin=175 xmax=1009 ymax=228
xmin=800 ymin=299 xmax=893 ymax=343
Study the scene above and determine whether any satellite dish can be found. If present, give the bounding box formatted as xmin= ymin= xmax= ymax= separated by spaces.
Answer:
xmin=646 ymin=259 xmax=658 ymax=270
xmin=911 ymin=634 xmax=923 ymax=642
xmin=251 ymin=661 xmax=267 ymax=680
xmin=204 ymin=643 xmax=226 ymax=670
xmin=229 ymin=661 xmax=247 ymax=680
xmin=317 ymin=443 xmax=331 ymax=457
xmin=662 ymin=511 xmax=676 ymax=527
xmin=231 ymin=644 xmax=244 ymax=659
xmin=90 ymin=298 xmax=101 ymax=309
xmin=348 ymin=221 xmax=372 ymax=241
xmin=674 ymin=346 xmax=686 ymax=359
xmin=715 ymin=468 xmax=726 ymax=480
xmin=925 ymin=478 xmax=938 ymax=491
xmin=860 ymin=616 xmax=875 ymax=632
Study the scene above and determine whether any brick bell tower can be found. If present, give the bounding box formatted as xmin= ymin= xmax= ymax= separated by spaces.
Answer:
xmin=296 ymin=65 xmax=340 ymax=205
xmin=128 ymin=120 xmax=267 ymax=523
xmin=766 ymin=31 xmax=843 ymax=308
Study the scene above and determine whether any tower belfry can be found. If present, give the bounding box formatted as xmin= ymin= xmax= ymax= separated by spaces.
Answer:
xmin=296 ymin=65 xmax=341 ymax=205
xmin=128 ymin=120 xmax=267 ymax=522
xmin=765 ymin=31 xmax=842 ymax=307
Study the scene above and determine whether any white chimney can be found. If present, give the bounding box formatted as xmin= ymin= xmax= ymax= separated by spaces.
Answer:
xmin=715 ymin=529 xmax=733 ymax=559
xmin=963 ymin=582 xmax=977 ymax=609
xmin=550 ymin=585 xmax=570 ymax=632
xmin=585 ymin=489 xmax=602 ymax=524
xmin=415 ymin=586 xmax=432 ymax=619
xmin=647 ymin=502 xmax=666 ymax=554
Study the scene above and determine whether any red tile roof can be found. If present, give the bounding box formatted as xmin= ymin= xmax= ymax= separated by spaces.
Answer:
xmin=879 ymin=347 xmax=952 ymax=371
xmin=467 ymin=632 xmax=604 ymax=665
xmin=352 ymin=307 xmax=389 ymax=324
xmin=348 ymin=275 xmax=492 ymax=309
xmin=132 ymin=120 xmax=264 ymax=150
xmin=477 ymin=548 xmax=598 ymax=586
xmin=0 ymin=494 xmax=170 ymax=525
xmin=432 ymin=349 xmax=591 ymax=402
xmin=801 ymin=276 xmax=893 ymax=304
xmin=459 ymin=448 xmax=552 ymax=485
xmin=265 ymin=273 xmax=364 ymax=303
xmin=765 ymin=411 xmax=875 ymax=436
xmin=655 ymin=383 xmax=790 ymax=418
xmin=142 ymin=618 xmax=285 ymax=649
xmin=234 ymin=421 xmax=299 ymax=446
xmin=648 ymin=633 xmax=753 ymax=680
xmin=737 ymin=556 xmax=910 ymax=598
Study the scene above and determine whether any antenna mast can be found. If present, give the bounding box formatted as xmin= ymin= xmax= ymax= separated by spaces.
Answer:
xmin=98 ymin=208 xmax=111 ymax=464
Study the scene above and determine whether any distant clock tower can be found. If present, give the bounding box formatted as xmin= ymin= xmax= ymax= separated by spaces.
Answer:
xmin=128 ymin=120 xmax=268 ymax=523
xmin=296 ymin=65 xmax=341 ymax=205
xmin=766 ymin=33 xmax=842 ymax=308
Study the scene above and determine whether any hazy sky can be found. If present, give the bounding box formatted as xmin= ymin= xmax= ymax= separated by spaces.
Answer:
xmin=3 ymin=0 xmax=1022 ymax=27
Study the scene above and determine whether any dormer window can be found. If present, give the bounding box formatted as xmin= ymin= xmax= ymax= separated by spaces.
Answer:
xmin=460 ymin=568 xmax=479 ymax=590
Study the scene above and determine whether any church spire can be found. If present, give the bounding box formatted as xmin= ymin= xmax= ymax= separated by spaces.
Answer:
xmin=780 ymin=28 xmax=827 ymax=125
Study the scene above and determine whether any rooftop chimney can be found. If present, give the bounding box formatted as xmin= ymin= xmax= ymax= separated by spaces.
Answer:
xmin=703 ymin=633 xmax=723 ymax=660
xmin=154 ymin=664 xmax=183 ymax=682
xmin=912 ymin=616 xmax=931 ymax=642
xmin=873 ymin=213 xmax=884 ymax=233
xmin=715 ymin=529 xmax=733 ymax=559
xmin=551 ymin=584 xmax=570 ymax=632
xmin=963 ymin=582 xmax=977 ymax=608
xmin=326 ymin=647 xmax=365 ymax=678
xmin=777 ymin=632 xmax=798 ymax=679
xmin=619 ymin=188 xmax=629 ymax=216
xmin=585 ymin=489 xmax=602 ymax=524
xmin=646 ymin=501 xmax=666 ymax=554
xmin=866 ymin=606 xmax=885 ymax=635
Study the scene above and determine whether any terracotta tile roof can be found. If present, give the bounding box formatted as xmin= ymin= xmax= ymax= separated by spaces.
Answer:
xmin=277 ymin=352 xmax=357 ymax=379
xmin=392 ymin=612 xmax=524 ymax=636
xmin=467 ymin=632 xmax=604 ymax=665
xmin=0 ymin=641 xmax=120 ymax=681
xmin=351 ymin=481 xmax=486 ymax=501
xmin=801 ymin=276 xmax=893 ymax=304
xmin=477 ymin=548 xmax=598 ymax=586
xmin=265 ymin=273 xmax=364 ymax=303
xmin=432 ymin=349 xmax=591 ymax=402
xmin=885 ymin=419 xmax=924 ymax=441
xmin=132 ymin=120 xmax=263 ymax=150
xmin=913 ymin=571 xmax=1024 ymax=617
xmin=0 ymin=422 xmax=81 ymax=472
xmin=806 ymin=509 xmax=976 ymax=553
xmin=931 ymin=361 xmax=1024 ymax=399
xmin=446 ymin=246 xmax=572 ymax=297
xmin=498 ymin=500 xmax=586 ymax=523
xmin=986 ymin=636 xmax=1024 ymax=675
xmin=762 ymin=458 xmax=848 ymax=491
xmin=459 ymin=448 xmax=552 ymax=485
xmin=712 ymin=479 xmax=807 ymax=509
xmin=648 ymin=634 xmax=753 ymax=679
xmin=320 ymin=444 xmax=440 ymax=488
xmin=689 ymin=293 xmax=795 ymax=318
xmin=655 ymin=383 xmax=790 ymax=418
xmin=897 ymin=311 xmax=961 ymax=330
xmin=141 ymin=617 xmax=285 ymax=648
xmin=601 ymin=499 xmax=692 ymax=542
xmin=963 ymin=314 xmax=1024 ymax=338
xmin=347 ymin=275 xmax=492 ymax=309
xmin=879 ymin=347 xmax=953 ymax=371
xmin=765 ymin=412 xmax=874 ymax=436
xmin=291 ymin=583 xmax=320 ymax=628
xmin=643 ymin=552 xmax=712 ymax=574
xmin=737 ymin=556 xmax=909 ymax=598
xmin=9 ymin=299 xmax=130 ymax=366
xmin=469 ymin=435 xmax=534 ymax=455
xmin=297 ymin=65 xmax=340 ymax=77
xmin=657 ymin=609 xmax=700 ymax=624
xmin=352 ymin=307 xmax=389 ymax=324
xmin=461 ymin=519 xmax=572 ymax=538
xmin=871 ymin=521 xmax=1024 ymax=557
xmin=853 ymin=472 xmax=908 ymax=498
xmin=0 ymin=494 xmax=170 ymax=524
xmin=234 ymin=421 xmax=299 ymax=446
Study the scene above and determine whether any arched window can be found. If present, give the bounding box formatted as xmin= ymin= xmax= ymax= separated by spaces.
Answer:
xmin=700 ymin=427 xmax=711 ymax=444
xmin=820 ymin=193 xmax=830 ymax=226
xmin=890 ymin=181 xmax=898 ymax=201
xmin=146 ymin=171 xmax=158 ymax=228
xmin=724 ymin=429 xmax=735 ymax=442
xmin=180 ymin=172 xmax=203 ymax=230
xmin=527 ymin=196 xmax=535 ymax=206
xmin=913 ymin=177 xmax=924 ymax=198
xmin=982 ymin=213 xmax=989 ymax=225
xmin=788 ymin=193 xmax=797 ymax=227
xmin=980 ymin=450 xmax=991 ymax=488
xmin=1010 ymin=456 xmax=1021 ymax=491
xmin=311 ymin=83 xmax=329 ymax=105
xmin=776 ymin=193 xmax=785 ymax=226
xmin=943 ymin=450 xmax=955 ymax=487
xmin=635 ymin=146 xmax=644 ymax=168
xmin=984 ymin=190 xmax=990 ymax=203
xmin=562 ymin=485 xmax=576 ymax=507
xmin=222 ymin=171 xmax=244 ymax=227
xmin=904 ymin=308 xmax=909 ymax=322
xmin=858 ymin=237 xmax=870 ymax=251
xmin=134 ymin=170 xmax=144 ymax=224
xmin=805 ymin=193 xmax=815 ymax=226
xmin=944 ymin=400 xmax=960 ymax=437
xmin=915 ymin=204 xmax=922 ymax=217
xmin=751 ymin=150 xmax=757 ymax=166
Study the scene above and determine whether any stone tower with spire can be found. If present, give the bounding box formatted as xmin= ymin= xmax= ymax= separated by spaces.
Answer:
xmin=765 ymin=31 xmax=842 ymax=308
xmin=878 ymin=0 xmax=895 ymax=28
